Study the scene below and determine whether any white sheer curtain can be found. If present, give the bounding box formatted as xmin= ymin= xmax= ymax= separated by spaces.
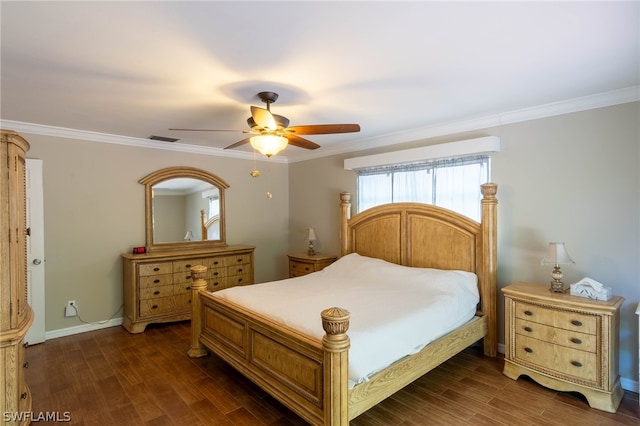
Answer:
xmin=356 ymin=156 xmax=490 ymax=221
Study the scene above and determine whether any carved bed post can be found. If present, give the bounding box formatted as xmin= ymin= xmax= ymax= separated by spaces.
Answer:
xmin=321 ymin=307 xmax=351 ymax=426
xmin=480 ymin=183 xmax=498 ymax=357
xmin=188 ymin=265 xmax=209 ymax=358
xmin=340 ymin=193 xmax=351 ymax=257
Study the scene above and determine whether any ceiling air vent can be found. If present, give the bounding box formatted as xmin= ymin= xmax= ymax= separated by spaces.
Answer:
xmin=149 ymin=135 xmax=179 ymax=143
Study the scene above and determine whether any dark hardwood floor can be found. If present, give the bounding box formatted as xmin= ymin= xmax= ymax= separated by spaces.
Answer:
xmin=25 ymin=322 xmax=639 ymax=425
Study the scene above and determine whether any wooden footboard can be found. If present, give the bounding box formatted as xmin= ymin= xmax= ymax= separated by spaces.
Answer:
xmin=188 ymin=265 xmax=350 ymax=425
xmin=188 ymin=266 xmax=487 ymax=425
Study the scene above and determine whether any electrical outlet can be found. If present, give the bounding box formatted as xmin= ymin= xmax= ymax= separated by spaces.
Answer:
xmin=65 ymin=300 xmax=77 ymax=317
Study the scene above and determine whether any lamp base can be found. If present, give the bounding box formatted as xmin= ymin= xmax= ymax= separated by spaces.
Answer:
xmin=549 ymin=280 xmax=565 ymax=293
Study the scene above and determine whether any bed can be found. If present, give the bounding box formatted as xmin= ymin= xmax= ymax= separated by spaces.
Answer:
xmin=188 ymin=183 xmax=498 ymax=425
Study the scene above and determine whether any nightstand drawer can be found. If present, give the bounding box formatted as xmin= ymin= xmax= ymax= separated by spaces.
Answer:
xmin=514 ymin=318 xmax=597 ymax=352
xmin=289 ymin=260 xmax=314 ymax=277
xmin=515 ymin=334 xmax=598 ymax=383
xmin=514 ymin=301 xmax=597 ymax=334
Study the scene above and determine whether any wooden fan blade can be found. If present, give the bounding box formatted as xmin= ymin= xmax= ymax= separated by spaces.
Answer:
xmin=286 ymin=134 xmax=321 ymax=150
xmin=169 ymin=128 xmax=242 ymax=132
xmin=250 ymin=106 xmax=277 ymax=130
xmin=224 ymin=137 xmax=252 ymax=150
xmin=286 ymin=124 xmax=360 ymax=135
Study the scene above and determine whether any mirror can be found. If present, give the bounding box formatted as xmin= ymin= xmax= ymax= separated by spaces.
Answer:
xmin=139 ymin=167 xmax=229 ymax=252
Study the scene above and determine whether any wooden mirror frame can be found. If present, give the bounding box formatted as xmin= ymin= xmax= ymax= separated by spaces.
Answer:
xmin=139 ymin=166 xmax=229 ymax=252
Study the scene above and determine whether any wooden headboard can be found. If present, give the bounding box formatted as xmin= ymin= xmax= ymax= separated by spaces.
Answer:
xmin=339 ymin=183 xmax=498 ymax=356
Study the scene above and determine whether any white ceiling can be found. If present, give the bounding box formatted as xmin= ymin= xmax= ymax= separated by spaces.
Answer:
xmin=1 ymin=1 xmax=638 ymax=162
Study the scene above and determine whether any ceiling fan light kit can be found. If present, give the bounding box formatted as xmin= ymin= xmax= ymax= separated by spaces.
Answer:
xmin=250 ymin=135 xmax=288 ymax=157
xmin=170 ymin=91 xmax=360 ymax=158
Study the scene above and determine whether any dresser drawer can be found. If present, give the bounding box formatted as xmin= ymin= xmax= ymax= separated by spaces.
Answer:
xmin=139 ymin=273 xmax=173 ymax=288
xmin=140 ymin=284 xmax=174 ymax=300
xmin=514 ymin=318 xmax=597 ymax=353
xmin=514 ymin=301 xmax=597 ymax=335
xmin=139 ymin=296 xmax=176 ymax=317
xmin=515 ymin=334 xmax=598 ymax=383
xmin=173 ymin=271 xmax=195 ymax=284
xmin=174 ymin=281 xmax=193 ymax=295
xmin=174 ymin=293 xmax=192 ymax=311
xmin=224 ymin=253 xmax=251 ymax=267
xmin=139 ymin=262 xmax=172 ymax=276
xmin=173 ymin=259 xmax=203 ymax=274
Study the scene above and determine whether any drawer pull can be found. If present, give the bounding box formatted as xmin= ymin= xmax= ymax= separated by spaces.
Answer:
xmin=21 ymin=392 xmax=27 ymax=400
xmin=152 ymin=304 xmax=158 ymax=310
xmin=237 ymin=268 xmax=243 ymax=273
xmin=23 ymin=362 xmax=29 ymax=369
xmin=213 ymin=261 xmax=220 ymax=265
xmin=237 ymin=258 xmax=243 ymax=262
xmin=154 ymin=279 xmax=160 ymax=284
xmin=570 ymin=320 xmax=583 ymax=327
xmin=570 ymin=360 xmax=582 ymax=368
xmin=524 ymin=347 xmax=533 ymax=353
xmin=524 ymin=310 xmax=533 ymax=316
xmin=292 ymin=264 xmax=297 ymax=269
xmin=305 ymin=266 xmax=310 ymax=271
xmin=523 ymin=326 xmax=533 ymax=333
xmin=213 ymin=282 xmax=219 ymax=286
xmin=153 ymin=290 xmax=160 ymax=295
xmin=213 ymin=271 xmax=219 ymax=276
xmin=570 ymin=337 xmax=582 ymax=345
xmin=186 ymin=286 xmax=191 ymax=290
xmin=185 ymin=264 xmax=191 ymax=268
xmin=185 ymin=275 xmax=191 ymax=280
xmin=153 ymin=267 xmax=160 ymax=272
xmin=238 ymin=278 xmax=243 ymax=283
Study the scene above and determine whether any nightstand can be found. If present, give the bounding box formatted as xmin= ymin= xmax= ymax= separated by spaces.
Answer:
xmin=288 ymin=253 xmax=337 ymax=278
xmin=502 ymin=282 xmax=624 ymax=413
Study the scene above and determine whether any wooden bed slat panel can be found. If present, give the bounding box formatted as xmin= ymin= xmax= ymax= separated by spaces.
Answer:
xmin=252 ymin=330 xmax=323 ymax=405
xmin=406 ymin=213 xmax=477 ymax=271
xmin=349 ymin=213 xmax=402 ymax=264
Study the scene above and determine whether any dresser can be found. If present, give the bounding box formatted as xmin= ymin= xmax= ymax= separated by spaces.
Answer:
xmin=122 ymin=245 xmax=254 ymax=333
xmin=287 ymin=253 xmax=337 ymax=278
xmin=1 ymin=130 xmax=34 ymax=425
xmin=502 ymin=282 xmax=624 ymax=412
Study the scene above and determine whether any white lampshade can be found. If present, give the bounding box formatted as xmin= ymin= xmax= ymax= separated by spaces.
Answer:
xmin=184 ymin=231 xmax=193 ymax=241
xmin=250 ymin=135 xmax=288 ymax=157
xmin=307 ymin=227 xmax=317 ymax=241
xmin=541 ymin=242 xmax=575 ymax=265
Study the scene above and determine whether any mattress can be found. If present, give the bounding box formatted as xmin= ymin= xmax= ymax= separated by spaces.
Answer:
xmin=211 ymin=252 xmax=479 ymax=386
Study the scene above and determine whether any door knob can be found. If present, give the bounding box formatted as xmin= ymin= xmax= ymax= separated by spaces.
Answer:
xmin=32 ymin=258 xmax=42 ymax=265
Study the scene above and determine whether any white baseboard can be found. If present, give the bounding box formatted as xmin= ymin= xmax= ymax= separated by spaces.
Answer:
xmin=45 ymin=317 xmax=123 ymax=340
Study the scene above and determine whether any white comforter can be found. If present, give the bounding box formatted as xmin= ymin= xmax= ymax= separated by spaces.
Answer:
xmin=211 ymin=253 xmax=479 ymax=386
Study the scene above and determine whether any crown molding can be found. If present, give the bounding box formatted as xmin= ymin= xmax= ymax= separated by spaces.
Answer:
xmin=289 ymin=85 xmax=640 ymax=163
xmin=2 ymin=86 xmax=637 ymax=164
xmin=0 ymin=120 xmax=289 ymax=163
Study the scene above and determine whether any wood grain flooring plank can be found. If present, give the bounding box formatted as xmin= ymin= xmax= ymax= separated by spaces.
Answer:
xmin=24 ymin=322 xmax=639 ymax=425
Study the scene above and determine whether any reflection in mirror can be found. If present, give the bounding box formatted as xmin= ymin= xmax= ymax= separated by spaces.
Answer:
xmin=139 ymin=167 xmax=229 ymax=252
xmin=152 ymin=178 xmax=220 ymax=243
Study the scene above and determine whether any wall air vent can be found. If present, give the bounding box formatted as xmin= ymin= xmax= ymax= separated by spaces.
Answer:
xmin=149 ymin=135 xmax=179 ymax=143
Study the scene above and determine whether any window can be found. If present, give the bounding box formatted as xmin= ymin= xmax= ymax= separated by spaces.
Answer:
xmin=356 ymin=155 xmax=490 ymax=221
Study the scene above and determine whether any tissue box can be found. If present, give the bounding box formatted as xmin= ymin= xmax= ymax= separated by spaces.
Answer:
xmin=570 ymin=283 xmax=612 ymax=301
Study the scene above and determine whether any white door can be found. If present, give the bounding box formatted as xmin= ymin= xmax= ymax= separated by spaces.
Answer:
xmin=25 ymin=159 xmax=45 ymax=344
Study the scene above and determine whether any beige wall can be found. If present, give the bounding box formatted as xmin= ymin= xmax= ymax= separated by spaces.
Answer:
xmin=23 ymin=135 xmax=290 ymax=332
xmin=289 ymin=102 xmax=640 ymax=386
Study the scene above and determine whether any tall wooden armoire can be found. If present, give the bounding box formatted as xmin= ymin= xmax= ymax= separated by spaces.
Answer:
xmin=1 ymin=130 xmax=34 ymax=425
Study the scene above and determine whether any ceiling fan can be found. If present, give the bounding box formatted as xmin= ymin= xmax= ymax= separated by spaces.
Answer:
xmin=170 ymin=91 xmax=360 ymax=157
